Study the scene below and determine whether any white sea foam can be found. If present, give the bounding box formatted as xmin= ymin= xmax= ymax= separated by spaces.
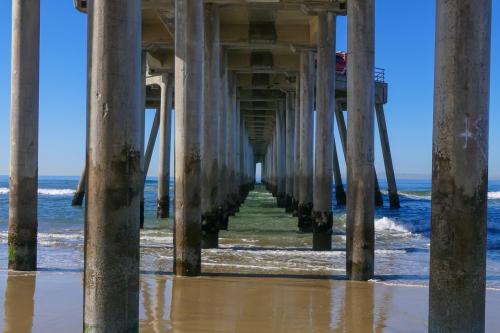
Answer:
xmin=38 ymin=188 xmax=75 ymax=196
xmin=399 ymin=191 xmax=500 ymax=200
xmin=375 ymin=217 xmax=411 ymax=234
xmin=0 ymin=187 xmax=74 ymax=196
xmin=399 ymin=192 xmax=431 ymax=201
xmin=488 ymin=192 xmax=500 ymax=200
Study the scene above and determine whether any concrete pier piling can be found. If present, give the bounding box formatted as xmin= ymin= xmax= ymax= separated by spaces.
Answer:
xmin=375 ymin=104 xmax=400 ymax=209
xmin=157 ymin=74 xmax=174 ymax=219
xmin=84 ymin=0 xmax=142 ymax=330
xmin=140 ymin=52 xmax=147 ymax=229
xmin=8 ymin=0 xmax=40 ymax=271
xmin=335 ymin=104 xmax=383 ymax=207
xmin=284 ymin=92 xmax=295 ymax=213
xmin=292 ymin=79 xmax=301 ymax=216
xmin=143 ymin=108 xmax=161 ymax=188
xmin=218 ymin=51 xmax=229 ymax=230
xmin=201 ymin=4 xmax=221 ymax=249
xmin=174 ymin=0 xmax=204 ymax=276
xmin=225 ymin=76 xmax=235 ymax=215
xmin=298 ymin=51 xmax=314 ymax=233
xmin=429 ymin=0 xmax=491 ymax=332
xmin=72 ymin=165 xmax=87 ymax=206
xmin=276 ymin=100 xmax=287 ymax=208
xmin=333 ymin=139 xmax=346 ymax=206
xmin=312 ymin=12 xmax=336 ymax=251
xmin=346 ymin=0 xmax=375 ymax=280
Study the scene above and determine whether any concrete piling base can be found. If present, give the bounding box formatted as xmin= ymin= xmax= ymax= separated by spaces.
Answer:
xmin=284 ymin=194 xmax=293 ymax=213
xmin=335 ymin=186 xmax=346 ymax=206
xmin=71 ymin=191 xmax=85 ymax=206
xmin=157 ymin=197 xmax=169 ymax=218
xmin=276 ymin=194 xmax=287 ymax=208
xmin=312 ymin=211 xmax=333 ymax=251
xmin=140 ymin=201 xmax=145 ymax=228
xmin=201 ymin=212 xmax=219 ymax=249
xmin=297 ymin=203 xmax=313 ymax=233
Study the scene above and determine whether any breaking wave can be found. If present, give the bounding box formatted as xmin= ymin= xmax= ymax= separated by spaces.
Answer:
xmin=375 ymin=217 xmax=411 ymax=234
xmin=0 ymin=188 xmax=74 ymax=196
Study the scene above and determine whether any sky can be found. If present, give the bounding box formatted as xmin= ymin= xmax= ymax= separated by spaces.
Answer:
xmin=0 ymin=1 xmax=499 ymax=179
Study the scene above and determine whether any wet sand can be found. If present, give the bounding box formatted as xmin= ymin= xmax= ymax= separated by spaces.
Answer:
xmin=0 ymin=271 xmax=500 ymax=332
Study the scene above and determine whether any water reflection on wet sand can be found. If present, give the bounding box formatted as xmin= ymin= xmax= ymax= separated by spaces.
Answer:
xmin=2 ymin=270 xmax=500 ymax=332
xmin=0 ymin=270 xmax=425 ymax=333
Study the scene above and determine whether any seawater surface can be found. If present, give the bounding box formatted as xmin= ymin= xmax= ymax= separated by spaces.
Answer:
xmin=1 ymin=176 xmax=500 ymax=288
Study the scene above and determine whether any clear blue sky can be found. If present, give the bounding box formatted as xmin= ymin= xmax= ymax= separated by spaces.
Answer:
xmin=0 ymin=1 xmax=499 ymax=179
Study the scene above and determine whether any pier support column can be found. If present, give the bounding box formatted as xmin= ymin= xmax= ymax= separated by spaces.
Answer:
xmin=143 ymin=108 xmax=160 ymax=188
xmin=201 ymin=4 xmax=220 ymax=249
xmin=298 ymin=51 xmax=314 ymax=233
xmin=72 ymin=165 xmax=87 ymax=206
xmin=312 ymin=12 xmax=336 ymax=251
xmin=174 ymin=0 xmax=204 ymax=276
xmin=217 ymin=50 xmax=229 ymax=230
xmin=333 ymin=139 xmax=346 ymax=206
xmin=157 ymin=74 xmax=174 ymax=218
xmin=346 ymin=0 xmax=375 ymax=280
xmin=9 ymin=0 xmax=40 ymax=271
xmin=285 ymin=92 xmax=295 ymax=212
xmin=84 ymin=0 xmax=142 ymax=330
xmin=276 ymin=99 xmax=286 ymax=208
xmin=375 ymin=104 xmax=400 ymax=208
xmin=227 ymin=76 xmax=237 ymax=216
xmin=140 ymin=52 xmax=147 ymax=229
xmin=335 ymin=104 xmax=383 ymax=207
xmin=429 ymin=1 xmax=491 ymax=332
xmin=292 ymin=79 xmax=301 ymax=216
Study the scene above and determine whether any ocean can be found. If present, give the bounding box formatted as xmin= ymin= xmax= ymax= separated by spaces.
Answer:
xmin=1 ymin=175 xmax=500 ymax=289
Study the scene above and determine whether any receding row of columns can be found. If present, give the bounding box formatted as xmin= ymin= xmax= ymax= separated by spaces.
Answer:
xmin=7 ymin=0 xmax=492 ymax=331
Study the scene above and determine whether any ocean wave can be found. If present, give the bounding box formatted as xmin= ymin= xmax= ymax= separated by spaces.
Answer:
xmin=489 ymin=192 xmax=500 ymax=200
xmin=375 ymin=217 xmax=411 ymax=234
xmin=399 ymin=191 xmax=500 ymax=201
xmin=399 ymin=192 xmax=431 ymax=201
xmin=0 ymin=187 xmax=74 ymax=196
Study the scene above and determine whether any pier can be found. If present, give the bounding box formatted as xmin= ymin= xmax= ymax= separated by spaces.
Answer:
xmin=6 ymin=0 xmax=492 ymax=332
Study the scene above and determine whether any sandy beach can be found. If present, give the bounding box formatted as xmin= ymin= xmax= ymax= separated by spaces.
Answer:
xmin=0 ymin=270 xmax=499 ymax=332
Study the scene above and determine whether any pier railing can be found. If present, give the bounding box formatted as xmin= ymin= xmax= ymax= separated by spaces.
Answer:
xmin=375 ymin=67 xmax=385 ymax=83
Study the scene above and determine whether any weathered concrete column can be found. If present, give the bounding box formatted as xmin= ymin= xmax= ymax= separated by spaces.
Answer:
xmin=201 ymin=4 xmax=221 ymax=249
xmin=234 ymin=102 xmax=242 ymax=208
xmin=312 ymin=12 xmax=336 ymax=251
xmin=276 ymin=99 xmax=286 ymax=208
xmin=217 ymin=50 xmax=229 ymax=229
xmin=346 ymin=0 xmax=375 ymax=281
xmin=143 ymin=108 xmax=160 ymax=185
xmin=8 ymin=0 xmax=40 ymax=271
xmin=332 ymin=138 xmax=346 ymax=206
xmin=292 ymin=79 xmax=301 ymax=216
xmin=84 ymin=0 xmax=142 ymax=331
xmin=375 ymin=104 xmax=400 ymax=208
xmin=298 ymin=50 xmax=314 ymax=233
xmin=157 ymin=74 xmax=174 ymax=218
xmin=284 ymin=92 xmax=295 ymax=212
xmin=239 ymin=113 xmax=247 ymax=200
xmin=140 ymin=52 xmax=147 ymax=228
xmin=429 ymin=1 xmax=491 ymax=332
xmin=335 ymin=104 xmax=383 ymax=207
xmin=226 ymin=74 xmax=237 ymax=215
xmin=174 ymin=0 xmax=204 ymax=276
xmin=72 ymin=165 xmax=87 ymax=206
